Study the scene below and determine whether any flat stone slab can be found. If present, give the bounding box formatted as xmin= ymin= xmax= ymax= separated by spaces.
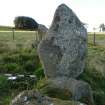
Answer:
xmin=39 ymin=78 xmax=94 ymax=105
xmin=11 ymin=90 xmax=85 ymax=105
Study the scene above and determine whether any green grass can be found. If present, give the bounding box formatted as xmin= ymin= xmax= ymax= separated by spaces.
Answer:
xmin=0 ymin=31 xmax=37 ymax=54
xmin=78 ymin=44 xmax=105 ymax=105
xmin=0 ymin=32 xmax=105 ymax=105
xmin=0 ymin=31 xmax=43 ymax=105
xmin=0 ymin=31 xmax=42 ymax=75
xmin=0 ymin=75 xmax=12 ymax=105
xmin=0 ymin=31 xmax=37 ymax=41
xmin=0 ymin=49 xmax=41 ymax=74
xmin=0 ymin=31 xmax=40 ymax=74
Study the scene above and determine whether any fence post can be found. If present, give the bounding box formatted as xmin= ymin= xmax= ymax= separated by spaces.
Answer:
xmin=12 ymin=27 xmax=15 ymax=40
xmin=93 ymin=32 xmax=96 ymax=45
xmin=93 ymin=27 xmax=96 ymax=46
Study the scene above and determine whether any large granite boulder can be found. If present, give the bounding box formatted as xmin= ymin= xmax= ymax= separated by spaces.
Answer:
xmin=11 ymin=90 xmax=84 ymax=105
xmin=39 ymin=78 xmax=93 ymax=105
xmin=38 ymin=4 xmax=87 ymax=78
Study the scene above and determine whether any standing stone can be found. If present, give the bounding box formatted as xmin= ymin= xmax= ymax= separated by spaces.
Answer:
xmin=38 ymin=4 xmax=87 ymax=78
xmin=38 ymin=24 xmax=48 ymax=41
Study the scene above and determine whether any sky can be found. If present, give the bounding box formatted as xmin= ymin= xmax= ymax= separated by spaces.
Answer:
xmin=0 ymin=0 xmax=105 ymax=31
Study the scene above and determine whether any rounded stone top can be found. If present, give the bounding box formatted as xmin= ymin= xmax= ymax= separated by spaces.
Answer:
xmin=49 ymin=3 xmax=84 ymax=34
xmin=57 ymin=3 xmax=69 ymax=8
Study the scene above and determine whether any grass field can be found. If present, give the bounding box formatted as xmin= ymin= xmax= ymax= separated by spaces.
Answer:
xmin=0 ymin=31 xmax=105 ymax=46
xmin=0 ymin=31 xmax=105 ymax=105
xmin=0 ymin=31 xmax=38 ymax=53
xmin=0 ymin=26 xmax=13 ymax=31
xmin=0 ymin=31 xmax=42 ymax=74
xmin=0 ymin=31 xmax=43 ymax=105
xmin=0 ymin=31 xmax=37 ymax=43
xmin=88 ymin=32 xmax=105 ymax=45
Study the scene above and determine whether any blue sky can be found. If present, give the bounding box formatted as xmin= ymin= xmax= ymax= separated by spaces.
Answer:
xmin=0 ymin=0 xmax=105 ymax=31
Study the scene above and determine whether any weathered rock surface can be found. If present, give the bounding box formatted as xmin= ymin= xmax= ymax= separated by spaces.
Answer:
xmin=39 ymin=78 xmax=93 ymax=105
xmin=38 ymin=3 xmax=87 ymax=78
xmin=11 ymin=90 xmax=84 ymax=105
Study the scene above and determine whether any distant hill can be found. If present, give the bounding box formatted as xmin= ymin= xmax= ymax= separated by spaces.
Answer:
xmin=0 ymin=25 xmax=38 ymax=31
xmin=0 ymin=26 xmax=13 ymax=31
